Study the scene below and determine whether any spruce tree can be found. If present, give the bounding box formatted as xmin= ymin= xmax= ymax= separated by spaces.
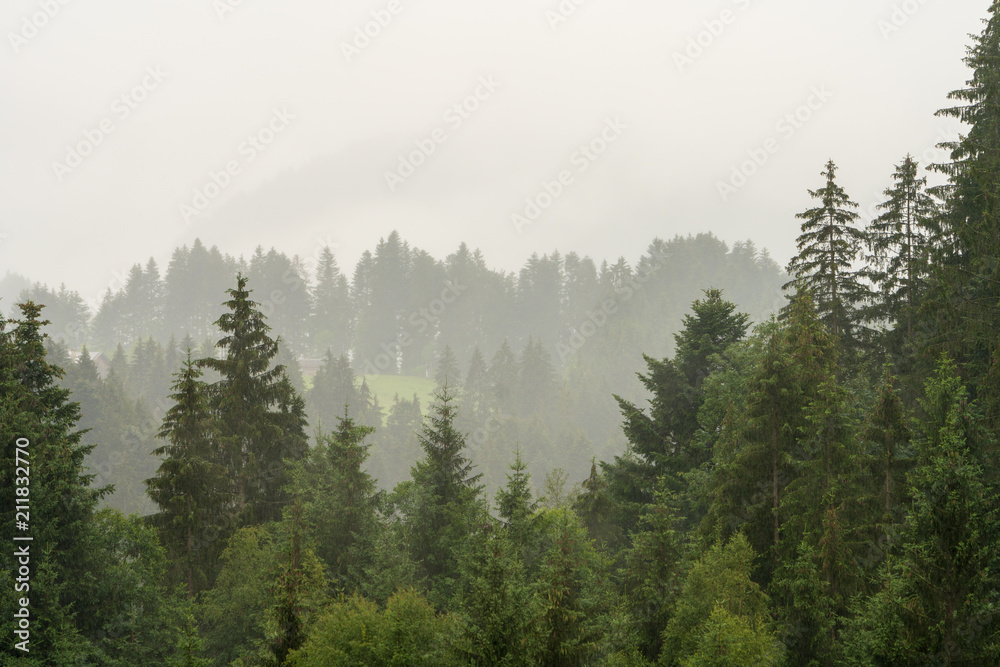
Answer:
xmin=785 ymin=160 xmax=870 ymax=345
xmin=573 ymin=459 xmax=622 ymax=551
xmin=310 ymin=245 xmax=352 ymax=356
xmin=146 ymin=352 xmax=227 ymax=596
xmin=517 ymin=336 xmax=559 ymax=418
xmin=865 ymin=155 xmax=937 ymax=342
xmin=487 ymin=339 xmax=519 ymax=417
xmin=857 ymin=368 xmax=912 ymax=577
xmin=455 ymin=512 xmax=540 ymax=665
xmin=927 ymin=3 xmax=1000 ymax=422
xmin=619 ymin=476 xmax=682 ymax=661
xmin=408 ymin=387 xmax=483 ymax=603
xmin=847 ymin=358 xmax=1000 ymax=662
xmin=306 ymin=350 xmax=360 ymax=432
xmin=606 ymin=289 xmax=749 ymax=536
xmin=198 ymin=274 xmax=308 ymax=527
xmin=0 ymin=302 xmax=106 ymax=661
xmin=285 ymin=412 xmax=381 ymax=592
xmin=660 ymin=534 xmax=782 ymax=667
xmin=495 ymin=447 xmax=540 ymax=561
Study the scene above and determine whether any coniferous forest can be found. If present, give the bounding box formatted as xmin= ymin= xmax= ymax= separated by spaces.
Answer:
xmin=5 ymin=6 xmax=1000 ymax=667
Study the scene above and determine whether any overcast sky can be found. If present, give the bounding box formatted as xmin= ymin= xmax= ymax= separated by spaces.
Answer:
xmin=0 ymin=0 xmax=988 ymax=311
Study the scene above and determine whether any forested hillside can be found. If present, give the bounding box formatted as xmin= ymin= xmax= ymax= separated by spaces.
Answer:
xmin=0 ymin=231 xmax=784 ymax=506
xmin=3 ymin=5 xmax=1000 ymax=665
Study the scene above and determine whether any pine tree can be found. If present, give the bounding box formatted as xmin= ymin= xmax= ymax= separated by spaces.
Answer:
xmin=495 ymin=448 xmax=540 ymax=561
xmin=785 ymin=160 xmax=870 ymax=345
xmin=0 ymin=302 xmax=107 ymax=661
xmin=865 ymin=155 xmax=937 ymax=343
xmin=517 ymin=336 xmax=559 ymax=418
xmin=408 ymin=387 xmax=483 ymax=603
xmin=146 ymin=352 xmax=228 ymax=596
xmin=464 ymin=346 xmax=489 ymax=420
xmin=619 ymin=476 xmax=682 ymax=661
xmin=310 ymin=245 xmax=352 ymax=356
xmin=857 ymin=369 xmax=912 ymax=577
xmin=534 ymin=508 xmax=609 ymax=666
xmin=846 ymin=358 xmax=1000 ymax=663
xmin=660 ymin=534 xmax=782 ymax=667
xmin=573 ymin=460 xmax=622 ymax=551
xmin=926 ymin=4 xmax=1000 ymax=422
xmin=606 ymin=289 xmax=749 ymax=536
xmin=705 ymin=295 xmax=834 ymax=585
xmin=306 ymin=350 xmax=361 ymax=432
xmin=198 ymin=274 xmax=308 ymax=527
xmin=456 ymin=512 xmax=541 ymax=665
xmin=285 ymin=412 xmax=381 ymax=592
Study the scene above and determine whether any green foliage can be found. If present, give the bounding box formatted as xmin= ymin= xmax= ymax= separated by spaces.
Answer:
xmin=676 ymin=605 xmax=784 ymax=667
xmin=407 ymin=387 xmax=483 ymax=604
xmin=660 ymin=534 xmax=780 ymax=666
xmin=534 ymin=507 xmax=613 ymax=666
xmin=455 ymin=512 xmax=541 ymax=665
xmin=845 ymin=358 xmax=1000 ymax=663
xmin=199 ymin=525 xmax=277 ymax=664
xmin=784 ymin=159 xmax=871 ymax=346
xmin=286 ymin=413 xmax=381 ymax=593
xmin=146 ymin=352 xmax=227 ymax=596
xmin=620 ymin=477 xmax=683 ymax=661
xmin=864 ymin=155 xmax=938 ymax=346
xmin=0 ymin=302 xmax=106 ymax=664
xmin=606 ymin=289 xmax=750 ymax=538
xmin=198 ymin=273 xmax=309 ymax=528
xmin=286 ymin=590 xmax=461 ymax=667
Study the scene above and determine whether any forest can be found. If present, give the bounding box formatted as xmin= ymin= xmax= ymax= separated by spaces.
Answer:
xmin=3 ymin=6 xmax=1000 ymax=667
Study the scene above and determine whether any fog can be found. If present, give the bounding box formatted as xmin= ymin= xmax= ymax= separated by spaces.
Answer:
xmin=0 ymin=0 xmax=983 ymax=309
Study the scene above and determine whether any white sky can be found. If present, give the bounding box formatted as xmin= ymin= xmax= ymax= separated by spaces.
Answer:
xmin=0 ymin=0 xmax=987 ymax=311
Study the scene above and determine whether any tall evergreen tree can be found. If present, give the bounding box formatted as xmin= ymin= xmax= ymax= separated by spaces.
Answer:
xmin=927 ymin=4 xmax=1000 ymax=423
xmin=198 ymin=274 xmax=308 ymax=527
xmin=408 ymin=387 xmax=483 ymax=604
xmin=285 ymin=413 xmax=381 ymax=592
xmin=146 ymin=352 xmax=228 ymax=596
xmin=310 ymin=245 xmax=353 ymax=357
xmin=495 ymin=447 xmax=540 ymax=561
xmin=0 ymin=302 xmax=106 ymax=662
xmin=306 ymin=350 xmax=361 ymax=432
xmin=606 ymin=289 xmax=749 ymax=536
xmin=456 ymin=512 xmax=541 ymax=665
xmin=865 ymin=155 xmax=937 ymax=343
xmin=857 ymin=368 xmax=912 ymax=577
xmin=618 ymin=476 xmax=682 ymax=661
xmin=846 ymin=358 xmax=1000 ymax=663
xmin=487 ymin=339 xmax=519 ymax=417
xmin=784 ymin=160 xmax=870 ymax=345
